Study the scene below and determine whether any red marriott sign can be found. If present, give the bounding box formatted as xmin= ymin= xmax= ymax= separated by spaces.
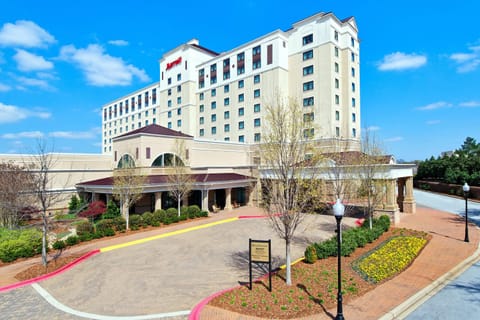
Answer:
xmin=166 ymin=57 xmax=182 ymax=70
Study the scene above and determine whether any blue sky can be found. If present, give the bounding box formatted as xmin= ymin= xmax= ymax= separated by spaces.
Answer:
xmin=0 ymin=0 xmax=479 ymax=161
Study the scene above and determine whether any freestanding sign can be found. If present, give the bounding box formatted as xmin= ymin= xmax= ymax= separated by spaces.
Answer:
xmin=249 ymin=239 xmax=272 ymax=291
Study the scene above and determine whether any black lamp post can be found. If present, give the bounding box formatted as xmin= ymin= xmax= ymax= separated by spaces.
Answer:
xmin=333 ymin=198 xmax=345 ymax=320
xmin=463 ymin=182 xmax=470 ymax=243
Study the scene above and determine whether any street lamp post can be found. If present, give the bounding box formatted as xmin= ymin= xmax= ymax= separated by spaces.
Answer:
xmin=333 ymin=198 xmax=345 ymax=320
xmin=463 ymin=182 xmax=470 ymax=243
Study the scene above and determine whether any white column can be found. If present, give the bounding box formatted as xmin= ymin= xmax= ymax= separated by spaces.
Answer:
xmin=154 ymin=192 xmax=162 ymax=211
xmin=225 ymin=188 xmax=232 ymax=210
xmin=201 ymin=190 xmax=209 ymax=212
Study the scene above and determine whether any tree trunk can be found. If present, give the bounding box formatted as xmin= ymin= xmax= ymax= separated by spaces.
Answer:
xmin=122 ymin=200 xmax=130 ymax=231
xmin=285 ymin=239 xmax=292 ymax=286
xmin=42 ymin=212 xmax=48 ymax=267
xmin=177 ymin=198 xmax=181 ymax=217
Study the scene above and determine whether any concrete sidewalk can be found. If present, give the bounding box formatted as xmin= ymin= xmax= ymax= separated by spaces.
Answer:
xmin=199 ymin=206 xmax=480 ymax=319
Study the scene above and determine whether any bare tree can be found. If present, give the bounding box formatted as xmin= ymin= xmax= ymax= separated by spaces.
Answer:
xmin=29 ymin=141 xmax=69 ymax=267
xmin=112 ymin=164 xmax=146 ymax=230
xmin=0 ymin=162 xmax=35 ymax=228
xmin=260 ymin=96 xmax=322 ymax=286
xmin=356 ymin=129 xmax=387 ymax=229
xmin=166 ymin=139 xmax=193 ymax=216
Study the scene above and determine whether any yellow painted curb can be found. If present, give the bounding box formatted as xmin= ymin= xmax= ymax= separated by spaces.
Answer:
xmin=100 ymin=217 xmax=239 ymax=253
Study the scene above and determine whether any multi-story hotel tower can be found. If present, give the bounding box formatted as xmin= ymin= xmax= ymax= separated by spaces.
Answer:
xmin=101 ymin=12 xmax=360 ymax=154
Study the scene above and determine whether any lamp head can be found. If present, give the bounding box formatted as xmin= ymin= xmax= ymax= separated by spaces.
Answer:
xmin=463 ymin=182 xmax=470 ymax=193
xmin=333 ymin=198 xmax=345 ymax=217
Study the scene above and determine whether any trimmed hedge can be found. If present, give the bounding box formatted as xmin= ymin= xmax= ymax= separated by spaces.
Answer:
xmin=0 ymin=228 xmax=43 ymax=263
xmin=304 ymin=215 xmax=391 ymax=263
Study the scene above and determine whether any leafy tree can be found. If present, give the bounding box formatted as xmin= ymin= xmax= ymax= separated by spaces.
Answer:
xmin=78 ymin=201 xmax=106 ymax=221
xmin=167 ymin=139 xmax=194 ymax=216
xmin=104 ymin=200 xmax=121 ymax=219
xmin=68 ymin=195 xmax=79 ymax=213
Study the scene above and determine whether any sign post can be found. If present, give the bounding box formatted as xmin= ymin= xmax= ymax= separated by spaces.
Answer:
xmin=249 ymin=239 xmax=272 ymax=292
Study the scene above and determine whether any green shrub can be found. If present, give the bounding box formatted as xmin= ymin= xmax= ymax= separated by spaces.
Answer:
xmin=76 ymin=221 xmax=94 ymax=236
xmin=180 ymin=206 xmax=188 ymax=216
xmin=166 ymin=207 xmax=178 ymax=217
xmin=187 ymin=205 xmax=201 ymax=218
xmin=52 ymin=240 xmax=66 ymax=250
xmin=103 ymin=200 xmax=120 ymax=219
xmin=341 ymin=235 xmax=357 ymax=257
xmin=378 ymin=215 xmax=391 ymax=232
xmin=129 ymin=214 xmax=144 ymax=230
xmin=199 ymin=210 xmax=209 ymax=217
xmin=352 ymin=229 xmax=368 ymax=247
xmin=0 ymin=239 xmax=34 ymax=262
xmin=179 ymin=214 xmax=188 ymax=221
xmin=314 ymin=239 xmax=337 ymax=259
xmin=65 ymin=235 xmax=80 ymax=246
xmin=103 ymin=228 xmax=115 ymax=236
xmin=142 ymin=212 xmax=161 ymax=226
xmin=304 ymin=245 xmax=318 ymax=264
xmin=112 ymin=216 xmax=126 ymax=231
xmin=79 ymin=232 xmax=94 ymax=242
xmin=95 ymin=219 xmax=114 ymax=235
xmin=153 ymin=209 xmax=166 ymax=222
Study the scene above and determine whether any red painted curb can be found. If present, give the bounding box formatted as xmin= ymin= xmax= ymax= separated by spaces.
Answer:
xmin=189 ymin=285 xmax=239 ymax=320
xmin=0 ymin=249 xmax=101 ymax=293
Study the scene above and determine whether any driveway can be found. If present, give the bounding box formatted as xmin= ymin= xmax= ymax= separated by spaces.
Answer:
xmin=3 ymin=212 xmax=354 ymax=319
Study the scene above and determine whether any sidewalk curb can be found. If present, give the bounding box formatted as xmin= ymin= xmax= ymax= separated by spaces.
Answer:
xmin=379 ymin=228 xmax=480 ymax=320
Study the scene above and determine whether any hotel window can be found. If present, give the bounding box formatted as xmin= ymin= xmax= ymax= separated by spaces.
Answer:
xmin=210 ymin=63 xmax=217 ymax=84
xmin=303 ymin=65 xmax=314 ymax=76
xmin=352 ymin=113 xmax=356 ymax=122
xmin=145 ymin=92 xmax=149 ymax=107
xmin=198 ymin=68 xmax=205 ymax=88
xmin=303 ymin=128 xmax=314 ymax=139
xmin=199 ymin=128 xmax=204 ymax=136
xmin=254 ymin=89 xmax=261 ymax=98
xmin=238 ymin=93 xmax=244 ymax=102
xmin=224 ymin=84 xmax=230 ymax=93
xmin=335 ymin=78 xmax=339 ymax=89
xmin=335 ymin=111 xmax=340 ymax=121
xmin=303 ymin=50 xmax=313 ymax=61
xmin=177 ymin=108 xmax=181 ymax=115
xmin=211 ymin=127 xmax=217 ymax=135
xmin=254 ymin=74 xmax=260 ymax=84
xmin=237 ymin=52 xmax=245 ymax=75
xmin=199 ymin=104 xmax=204 ymax=112
xmin=211 ymin=88 xmax=216 ymax=97
xmin=224 ymin=97 xmax=230 ymax=106
xmin=303 ymin=112 xmax=314 ymax=122
xmin=352 ymin=128 xmax=357 ymax=138
xmin=335 ymin=127 xmax=340 ymax=137
xmin=211 ymin=114 xmax=217 ymax=122
xmin=302 ymin=33 xmax=313 ymax=45
xmin=199 ymin=92 xmax=204 ymax=100
xmin=153 ymin=118 xmax=156 ymax=124
xmin=200 ymin=116 xmax=204 ymax=124
xmin=267 ymin=44 xmax=273 ymax=65
xmin=223 ymin=70 xmax=230 ymax=80
xmin=239 ymin=135 xmax=245 ymax=143
xmin=224 ymin=111 xmax=230 ymax=119
xmin=303 ymin=97 xmax=314 ymax=106
xmin=335 ymin=95 xmax=340 ymax=105
xmin=252 ymin=46 xmax=261 ymax=70
xmin=335 ymin=47 xmax=339 ymax=57
xmin=351 ymin=52 xmax=355 ymax=62
xmin=168 ymin=100 xmax=172 ymax=107
xmin=254 ymin=133 xmax=261 ymax=142
xmin=254 ymin=103 xmax=261 ymax=113
xmin=238 ymin=107 xmax=244 ymax=116
xmin=211 ymin=101 xmax=217 ymax=109
xmin=146 ymin=120 xmax=149 ymax=126
xmin=334 ymin=30 xmax=338 ymax=41
xmin=168 ymin=78 xmax=172 ymax=85
xmin=224 ymin=124 xmax=230 ymax=132
xmin=352 ymin=82 xmax=356 ymax=92
xmin=303 ymin=81 xmax=314 ymax=91
xmin=152 ymin=89 xmax=157 ymax=104
xmin=223 ymin=58 xmax=230 ymax=80
xmin=224 ymin=137 xmax=230 ymax=141
xmin=254 ymin=118 xmax=261 ymax=127
xmin=351 ymin=37 xmax=355 ymax=47
xmin=145 ymin=110 xmax=149 ymax=117
xmin=238 ymin=80 xmax=244 ymax=88
xmin=177 ymin=85 xmax=181 ymax=92
xmin=352 ymin=98 xmax=356 ymax=107
xmin=153 ymin=108 xmax=156 ymax=114
xmin=168 ymin=89 xmax=172 ymax=96
xmin=239 ymin=122 xmax=245 ymax=131
xmin=335 ymin=63 xmax=339 ymax=73
xmin=177 ymin=73 xmax=181 ymax=81
xmin=177 ymin=97 xmax=181 ymax=104
xmin=168 ymin=122 xmax=172 ymax=129
xmin=177 ymin=119 xmax=181 ymax=127
xmin=351 ymin=67 xmax=356 ymax=77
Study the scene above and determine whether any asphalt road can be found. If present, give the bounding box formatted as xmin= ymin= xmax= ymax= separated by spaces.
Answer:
xmin=405 ymin=189 xmax=480 ymax=319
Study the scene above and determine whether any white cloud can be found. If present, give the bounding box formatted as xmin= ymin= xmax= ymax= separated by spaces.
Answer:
xmin=0 ymin=83 xmax=11 ymax=92
xmin=426 ymin=120 xmax=441 ymax=125
xmin=49 ymin=130 xmax=97 ymax=139
xmin=59 ymin=44 xmax=150 ymax=86
xmin=385 ymin=136 xmax=403 ymax=142
xmin=14 ymin=49 xmax=54 ymax=71
xmin=0 ymin=20 xmax=55 ymax=48
xmin=449 ymin=41 xmax=480 ymax=73
xmin=1 ymin=131 xmax=44 ymax=139
xmin=16 ymin=76 xmax=53 ymax=90
xmin=366 ymin=126 xmax=380 ymax=132
xmin=108 ymin=40 xmax=129 ymax=46
xmin=378 ymin=52 xmax=427 ymax=71
xmin=0 ymin=102 xmax=51 ymax=123
xmin=459 ymin=101 xmax=480 ymax=108
xmin=417 ymin=101 xmax=452 ymax=111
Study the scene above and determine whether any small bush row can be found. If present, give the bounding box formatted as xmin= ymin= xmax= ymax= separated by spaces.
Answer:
xmin=0 ymin=228 xmax=43 ymax=263
xmin=304 ymin=215 xmax=391 ymax=263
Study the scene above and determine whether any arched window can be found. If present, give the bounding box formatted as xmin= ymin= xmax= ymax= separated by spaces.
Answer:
xmin=117 ymin=154 xmax=136 ymax=168
xmin=151 ymin=153 xmax=184 ymax=167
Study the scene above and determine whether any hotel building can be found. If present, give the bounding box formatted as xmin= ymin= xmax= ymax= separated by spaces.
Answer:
xmin=102 ymin=12 xmax=361 ymax=154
